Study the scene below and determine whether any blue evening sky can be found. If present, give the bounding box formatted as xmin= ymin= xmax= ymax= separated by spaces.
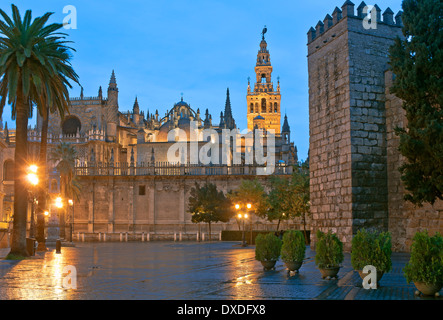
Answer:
xmin=1 ymin=0 xmax=403 ymax=161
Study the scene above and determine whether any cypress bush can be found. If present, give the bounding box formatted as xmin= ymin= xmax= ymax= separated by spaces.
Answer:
xmin=315 ymin=230 xmax=344 ymax=269
xmin=281 ymin=230 xmax=306 ymax=263
xmin=351 ymin=229 xmax=392 ymax=273
xmin=255 ymin=232 xmax=282 ymax=262
xmin=404 ymin=231 xmax=443 ymax=286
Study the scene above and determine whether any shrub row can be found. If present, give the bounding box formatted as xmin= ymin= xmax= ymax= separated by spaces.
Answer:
xmin=254 ymin=229 xmax=443 ymax=296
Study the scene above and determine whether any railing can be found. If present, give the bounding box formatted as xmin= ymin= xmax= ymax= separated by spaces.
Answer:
xmin=74 ymin=162 xmax=292 ymax=177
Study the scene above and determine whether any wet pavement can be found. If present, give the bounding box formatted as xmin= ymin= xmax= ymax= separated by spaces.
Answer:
xmin=0 ymin=242 xmax=441 ymax=300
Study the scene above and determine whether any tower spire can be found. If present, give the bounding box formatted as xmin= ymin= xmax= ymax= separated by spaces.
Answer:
xmin=109 ymin=69 xmax=116 ymax=85
xmin=133 ymin=96 xmax=140 ymax=114
xmin=282 ymin=113 xmax=290 ymax=133
xmin=108 ymin=69 xmax=118 ymax=92
xmin=224 ymin=88 xmax=236 ymax=129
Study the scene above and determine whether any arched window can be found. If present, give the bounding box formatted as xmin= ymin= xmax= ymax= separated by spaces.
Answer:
xmin=62 ymin=116 xmax=81 ymax=135
xmin=250 ymin=103 xmax=254 ymax=113
xmin=274 ymin=102 xmax=278 ymax=113
xmin=3 ymin=160 xmax=14 ymax=181
xmin=255 ymin=103 xmax=259 ymax=113
xmin=261 ymin=98 xmax=267 ymax=113
xmin=269 ymin=103 xmax=273 ymax=113
xmin=261 ymin=74 xmax=266 ymax=83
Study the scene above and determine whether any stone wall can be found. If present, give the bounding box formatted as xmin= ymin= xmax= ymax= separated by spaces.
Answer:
xmin=385 ymin=71 xmax=443 ymax=252
xmin=70 ymin=174 xmax=310 ymax=237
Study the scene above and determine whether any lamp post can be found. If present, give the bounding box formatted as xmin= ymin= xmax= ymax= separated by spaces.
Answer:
xmin=68 ymin=199 xmax=73 ymax=242
xmin=26 ymin=165 xmax=39 ymax=238
xmin=55 ymin=196 xmax=63 ymax=239
xmin=235 ymin=203 xmax=252 ymax=247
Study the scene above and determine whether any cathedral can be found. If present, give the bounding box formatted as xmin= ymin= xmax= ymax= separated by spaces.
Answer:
xmin=0 ymin=32 xmax=299 ymax=239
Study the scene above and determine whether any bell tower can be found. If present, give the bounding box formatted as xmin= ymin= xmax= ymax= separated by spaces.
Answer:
xmin=247 ymin=27 xmax=281 ymax=134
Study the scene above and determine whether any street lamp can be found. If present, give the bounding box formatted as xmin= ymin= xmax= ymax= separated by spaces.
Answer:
xmin=235 ymin=203 xmax=252 ymax=247
xmin=26 ymin=165 xmax=39 ymax=238
xmin=55 ymin=196 xmax=63 ymax=209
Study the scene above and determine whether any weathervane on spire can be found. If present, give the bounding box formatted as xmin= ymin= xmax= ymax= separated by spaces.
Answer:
xmin=261 ymin=25 xmax=267 ymax=40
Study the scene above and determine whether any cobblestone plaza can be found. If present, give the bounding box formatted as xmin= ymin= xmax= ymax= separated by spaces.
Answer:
xmin=0 ymin=242 xmax=440 ymax=300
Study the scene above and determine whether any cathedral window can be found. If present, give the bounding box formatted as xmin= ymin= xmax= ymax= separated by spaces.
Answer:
xmin=62 ymin=116 xmax=81 ymax=135
xmin=3 ymin=160 xmax=13 ymax=181
xmin=261 ymin=98 xmax=267 ymax=113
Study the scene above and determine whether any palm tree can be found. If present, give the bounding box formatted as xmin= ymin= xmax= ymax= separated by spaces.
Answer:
xmin=35 ymin=107 xmax=50 ymax=251
xmin=49 ymin=142 xmax=80 ymax=239
xmin=0 ymin=5 xmax=79 ymax=256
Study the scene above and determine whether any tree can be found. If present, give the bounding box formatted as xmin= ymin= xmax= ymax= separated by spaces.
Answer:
xmin=266 ymin=176 xmax=291 ymax=231
xmin=49 ymin=142 xmax=80 ymax=239
xmin=285 ymin=161 xmax=310 ymax=242
xmin=265 ymin=161 xmax=310 ymax=240
xmin=0 ymin=5 xmax=79 ymax=256
xmin=188 ymin=182 xmax=232 ymax=241
xmin=388 ymin=0 xmax=443 ymax=206
xmin=35 ymin=43 xmax=79 ymax=250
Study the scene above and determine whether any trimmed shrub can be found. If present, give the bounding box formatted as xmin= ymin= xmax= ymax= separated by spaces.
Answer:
xmin=351 ymin=229 xmax=392 ymax=273
xmin=281 ymin=230 xmax=306 ymax=263
xmin=315 ymin=230 xmax=344 ymax=269
xmin=255 ymin=232 xmax=282 ymax=262
xmin=404 ymin=230 xmax=443 ymax=286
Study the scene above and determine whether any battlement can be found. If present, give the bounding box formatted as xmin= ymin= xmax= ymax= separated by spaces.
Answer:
xmin=307 ymin=1 xmax=403 ymax=44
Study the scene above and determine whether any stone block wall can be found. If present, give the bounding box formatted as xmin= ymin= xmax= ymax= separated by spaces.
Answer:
xmin=71 ymin=174 xmax=311 ymax=236
xmin=385 ymin=71 xmax=443 ymax=252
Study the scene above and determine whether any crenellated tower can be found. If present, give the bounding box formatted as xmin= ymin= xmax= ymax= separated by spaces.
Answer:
xmin=247 ymin=29 xmax=281 ymax=134
xmin=307 ymin=1 xmax=404 ymax=250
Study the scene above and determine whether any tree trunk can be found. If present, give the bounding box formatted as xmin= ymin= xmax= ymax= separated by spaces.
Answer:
xmin=276 ymin=218 xmax=281 ymax=232
xmin=36 ymin=109 xmax=49 ymax=251
xmin=9 ymin=91 xmax=30 ymax=257
xmin=302 ymin=211 xmax=308 ymax=245
xmin=208 ymin=221 xmax=211 ymax=242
